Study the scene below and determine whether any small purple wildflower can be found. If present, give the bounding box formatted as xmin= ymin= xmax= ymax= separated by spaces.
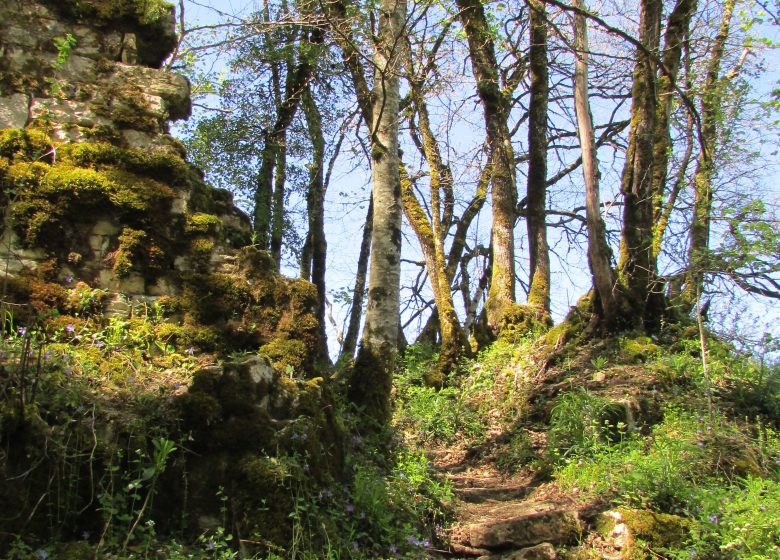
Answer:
xmin=64 ymin=367 xmax=73 ymax=376
xmin=95 ymin=340 xmax=105 ymax=349
xmin=422 ymin=538 xmax=430 ymax=548
xmin=172 ymin=382 xmax=182 ymax=390
xmin=206 ymin=539 xmax=216 ymax=551
xmin=345 ymin=503 xmax=355 ymax=514
xmin=65 ymin=275 xmax=73 ymax=284
xmin=186 ymin=346 xmax=195 ymax=356
xmin=406 ymin=535 xmax=420 ymax=547
xmin=389 ymin=544 xmax=398 ymax=555
xmin=352 ymin=541 xmax=359 ymax=551
xmin=127 ymin=376 xmax=136 ymax=384
xmin=44 ymin=351 xmax=52 ymax=360
xmin=65 ymin=324 xmax=75 ymax=334
xmin=17 ymin=327 xmax=26 ymax=337
xmin=81 ymin=530 xmax=91 ymax=540
xmin=36 ymin=550 xmax=49 ymax=560
xmin=709 ymin=514 xmax=719 ymax=524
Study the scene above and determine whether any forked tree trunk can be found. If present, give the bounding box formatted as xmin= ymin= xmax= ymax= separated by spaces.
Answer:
xmin=252 ymin=26 xmax=323 ymax=269
xmin=403 ymin=46 xmax=471 ymax=384
xmin=651 ymin=0 xmax=697 ymax=256
xmin=455 ymin=0 xmax=517 ymax=336
xmin=617 ymin=0 xmax=663 ymax=328
xmin=300 ymin=86 xmax=330 ymax=367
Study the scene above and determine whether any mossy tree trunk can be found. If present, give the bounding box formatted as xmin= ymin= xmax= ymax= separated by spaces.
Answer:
xmin=617 ymin=0 xmax=663 ymax=329
xmin=402 ymin=43 xmax=471 ymax=385
xmin=525 ymin=0 xmax=551 ymax=318
xmin=300 ymin=85 xmax=330 ymax=366
xmin=650 ymin=0 xmax=697 ymax=257
xmin=321 ymin=0 xmax=392 ymax=374
xmin=683 ymin=0 xmax=735 ymax=306
xmin=455 ymin=0 xmax=517 ymax=337
xmin=348 ymin=0 xmax=406 ymax=426
xmin=572 ymin=0 xmax=620 ymax=329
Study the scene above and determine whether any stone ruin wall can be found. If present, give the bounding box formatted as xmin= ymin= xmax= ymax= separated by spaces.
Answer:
xmin=0 ymin=0 xmax=324 ymax=373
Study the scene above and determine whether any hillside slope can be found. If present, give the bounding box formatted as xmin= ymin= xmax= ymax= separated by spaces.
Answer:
xmin=393 ymin=328 xmax=780 ymax=559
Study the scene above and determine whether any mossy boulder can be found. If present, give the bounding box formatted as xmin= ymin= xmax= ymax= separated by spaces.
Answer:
xmin=620 ymin=336 xmax=661 ymax=363
xmin=173 ymin=356 xmax=345 ymax=547
xmin=544 ymin=293 xmax=593 ymax=349
xmin=596 ymin=508 xmax=690 ymax=559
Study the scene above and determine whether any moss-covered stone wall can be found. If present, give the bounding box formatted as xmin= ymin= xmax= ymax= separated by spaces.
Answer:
xmin=0 ymin=1 xmax=340 ymax=553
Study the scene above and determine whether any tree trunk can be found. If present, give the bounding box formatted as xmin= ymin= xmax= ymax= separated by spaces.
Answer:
xmin=350 ymin=0 xmax=406 ymax=425
xmin=571 ymin=0 xmax=619 ymax=329
xmin=651 ymin=0 xmax=697 ymax=255
xmin=340 ymin=196 xmax=373 ymax=361
xmin=301 ymin=85 xmax=330 ymax=367
xmin=270 ymin=136 xmax=287 ymax=268
xmin=617 ymin=0 xmax=663 ymax=328
xmin=403 ymin=45 xmax=471 ymax=384
xmin=455 ymin=0 xmax=517 ymax=336
xmin=525 ymin=0 xmax=551 ymax=317
xmin=684 ymin=0 xmax=735 ymax=305
xmin=251 ymin=26 xmax=323 ymax=267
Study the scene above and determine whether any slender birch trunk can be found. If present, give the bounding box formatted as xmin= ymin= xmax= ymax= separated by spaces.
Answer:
xmin=350 ymin=0 xmax=406 ymax=425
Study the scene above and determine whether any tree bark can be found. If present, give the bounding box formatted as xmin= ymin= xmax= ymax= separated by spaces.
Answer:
xmin=572 ymin=0 xmax=619 ymax=329
xmin=301 ymin=85 xmax=330 ymax=367
xmin=684 ymin=0 xmax=735 ymax=305
xmin=350 ymin=0 xmax=406 ymax=426
xmin=617 ymin=0 xmax=663 ymax=328
xmin=270 ymin=136 xmax=287 ymax=268
xmin=403 ymin=45 xmax=471 ymax=384
xmin=651 ymin=0 xmax=697 ymax=255
xmin=340 ymin=196 xmax=373 ymax=361
xmin=455 ymin=0 xmax=517 ymax=336
xmin=525 ymin=0 xmax=551 ymax=316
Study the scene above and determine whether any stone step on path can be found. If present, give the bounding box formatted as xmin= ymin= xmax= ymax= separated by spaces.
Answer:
xmin=434 ymin=466 xmax=588 ymax=560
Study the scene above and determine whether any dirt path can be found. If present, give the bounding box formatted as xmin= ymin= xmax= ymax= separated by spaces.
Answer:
xmin=427 ymin=435 xmax=601 ymax=560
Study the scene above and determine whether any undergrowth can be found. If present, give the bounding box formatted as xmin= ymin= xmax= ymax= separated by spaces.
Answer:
xmin=547 ymin=333 xmax=780 ymax=559
xmin=0 ymin=297 xmax=450 ymax=559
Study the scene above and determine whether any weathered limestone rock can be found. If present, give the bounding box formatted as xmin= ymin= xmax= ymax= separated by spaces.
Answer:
xmin=0 ymin=0 xmax=189 ymax=143
xmin=466 ymin=509 xmax=581 ymax=550
xmin=595 ymin=508 xmax=690 ymax=559
xmin=0 ymin=93 xmax=29 ymax=129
